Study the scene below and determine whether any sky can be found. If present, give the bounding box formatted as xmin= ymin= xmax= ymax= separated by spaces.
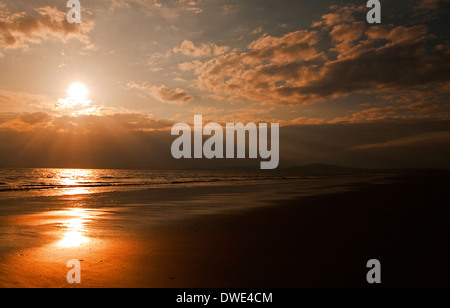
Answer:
xmin=0 ymin=0 xmax=449 ymax=169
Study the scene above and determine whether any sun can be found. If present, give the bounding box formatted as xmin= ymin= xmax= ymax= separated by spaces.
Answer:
xmin=56 ymin=82 xmax=100 ymax=116
xmin=67 ymin=83 xmax=89 ymax=100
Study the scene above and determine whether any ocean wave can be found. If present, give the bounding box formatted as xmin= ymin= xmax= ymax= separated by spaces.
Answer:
xmin=0 ymin=168 xmax=302 ymax=197
xmin=0 ymin=183 xmax=138 ymax=192
xmin=0 ymin=177 xmax=285 ymax=193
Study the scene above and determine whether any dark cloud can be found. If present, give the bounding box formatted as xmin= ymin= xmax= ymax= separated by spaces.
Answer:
xmin=299 ymin=34 xmax=450 ymax=97
xmin=279 ymin=120 xmax=450 ymax=169
xmin=349 ymin=131 xmax=450 ymax=150
xmin=414 ymin=0 xmax=441 ymax=11
xmin=179 ymin=4 xmax=449 ymax=114
xmin=1 ymin=116 xmax=450 ymax=169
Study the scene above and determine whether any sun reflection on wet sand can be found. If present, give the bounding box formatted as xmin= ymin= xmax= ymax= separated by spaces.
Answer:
xmin=57 ymin=209 xmax=92 ymax=248
xmin=0 ymin=204 xmax=129 ymax=287
xmin=5 ymin=206 xmax=116 ymax=252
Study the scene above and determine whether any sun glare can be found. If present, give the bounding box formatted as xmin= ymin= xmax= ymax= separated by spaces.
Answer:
xmin=56 ymin=82 xmax=99 ymax=115
xmin=67 ymin=83 xmax=89 ymax=100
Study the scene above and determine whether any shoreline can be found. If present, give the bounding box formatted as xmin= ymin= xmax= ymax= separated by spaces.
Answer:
xmin=1 ymin=173 xmax=449 ymax=287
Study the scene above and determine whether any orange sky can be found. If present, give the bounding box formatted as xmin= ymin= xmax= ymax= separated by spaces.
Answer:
xmin=0 ymin=0 xmax=449 ymax=169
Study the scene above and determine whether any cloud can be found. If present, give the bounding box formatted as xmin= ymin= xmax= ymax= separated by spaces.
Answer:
xmin=414 ymin=0 xmax=441 ymax=11
xmin=331 ymin=105 xmax=436 ymax=124
xmin=299 ymin=26 xmax=449 ymax=98
xmin=51 ymin=113 xmax=174 ymax=132
xmin=330 ymin=88 xmax=449 ymax=124
xmin=180 ymin=29 xmax=325 ymax=105
xmin=127 ymin=82 xmax=194 ymax=104
xmin=109 ymin=0 xmax=131 ymax=12
xmin=173 ymin=40 xmax=229 ymax=57
xmin=0 ymin=112 xmax=174 ymax=133
xmin=221 ymin=4 xmax=239 ymax=14
xmin=178 ymin=4 xmax=449 ymax=111
xmin=251 ymin=26 xmax=263 ymax=35
xmin=365 ymin=25 xmax=428 ymax=44
xmin=130 ymin=0 xmax=203 ymax=19
xmin=0 ymin=111 xmax=178 ymax=169
xmin=53 ymin=97 xmax=103 ymax=116
xmin=0 ymin=5 xmax=94 ymax=51
xmin=150 ymin=85 xmax=194 ymax=104
xmin=349 ymin=132 xmax=450 ymax=150
xmin=0 ymin=88 xmax=50 ymax=112
xmin=411 ymin=0 xmax=448 ymax=21
xmin=246 ymin=30 xmax=326 ymax=63
xmin=0 ymin=112 xmax=52 ymax=132
xmin=1 ymin=112 xmax=450 ymax=170
xmin=311 ymin=4 xmax=364 ymax=29
xmin=289 ymin=117 xmax=327 ymax=125
xmin=178 ymin=60 xmax=202 ymax=71
xmin=329 ymin=21 xmax=366 ymax=60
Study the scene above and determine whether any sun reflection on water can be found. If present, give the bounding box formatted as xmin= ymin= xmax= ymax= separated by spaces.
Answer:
xmin=55 ymin=169 xmax=97 ymax=196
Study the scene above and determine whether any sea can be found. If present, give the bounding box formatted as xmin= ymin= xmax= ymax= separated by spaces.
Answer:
xmin=0 ymin=168 xmax=306 ymax=199
xmin=0 ymin=168 xmax=398 ymax=199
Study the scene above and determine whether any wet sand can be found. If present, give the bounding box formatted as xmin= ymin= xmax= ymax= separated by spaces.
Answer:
xmin=0 ymin=173 xmax=449 ymax=288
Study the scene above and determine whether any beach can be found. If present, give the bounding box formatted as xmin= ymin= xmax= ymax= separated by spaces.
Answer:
xmin=0 ymin=172 xmax=449 ymax=288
